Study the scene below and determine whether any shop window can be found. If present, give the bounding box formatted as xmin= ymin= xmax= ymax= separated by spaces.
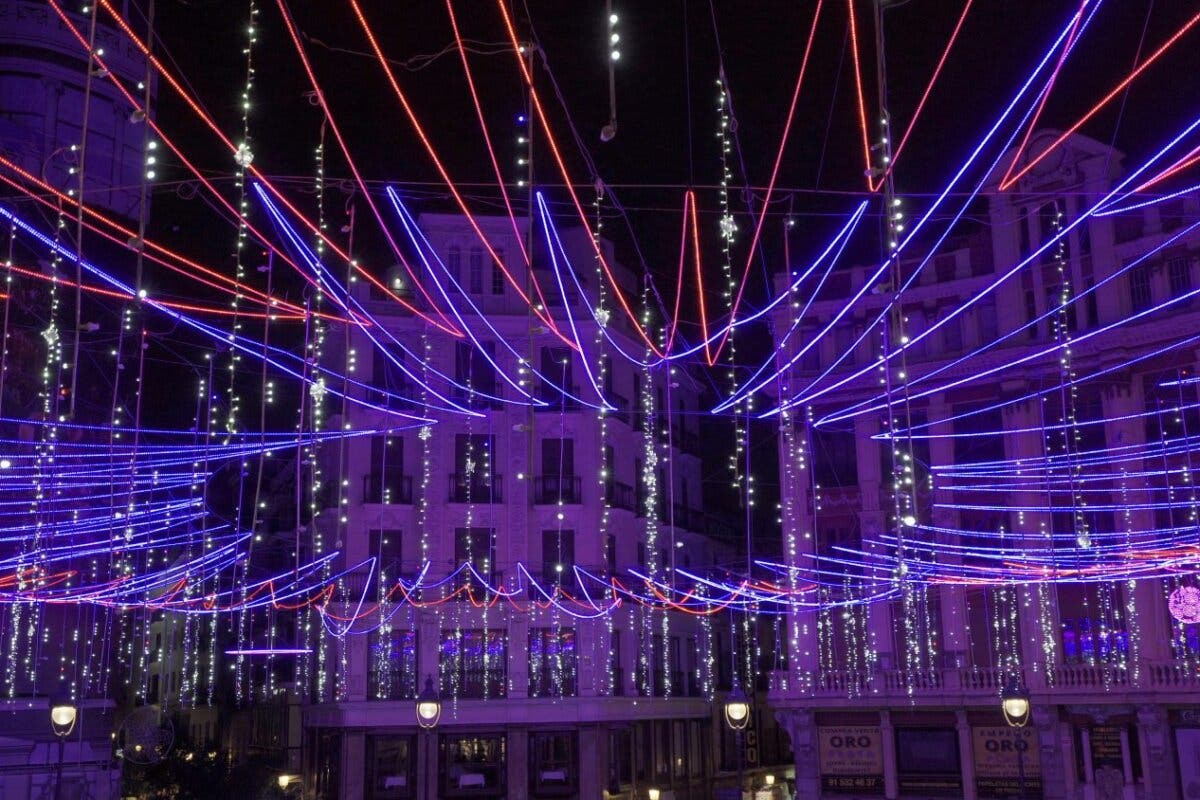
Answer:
xmin=441 ymin=735 xmax=506 ymax=797
xmin=530 ymin=731 xmax=577 ymax=797
xmin=368 ymin=735 xmax=415 ymax=799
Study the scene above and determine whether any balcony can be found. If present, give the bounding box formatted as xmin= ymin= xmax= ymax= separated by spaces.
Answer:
xmin=608 ymin=392 xmax=630 ymax=424
xmin=447 ymin=473 xmax=503 ymax=503
xmin=605 ymin=480 xmax=636 ymax=512
xmin=534 ymin=475 xmax=581 ymax=505
xmin=362 ymin=473 xmax=413 ymax=504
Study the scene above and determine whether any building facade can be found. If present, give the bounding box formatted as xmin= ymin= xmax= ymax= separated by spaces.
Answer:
xmin=771 ymin=132 xmax=1200 ymax=799
xmin=300 ymin=214 xmax=788 ymax=799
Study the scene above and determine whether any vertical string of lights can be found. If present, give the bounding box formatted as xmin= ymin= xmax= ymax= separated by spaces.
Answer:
xmin=591 ymin=187 xmax=618 ymax=696
xmin=228 ymin=0 xmax=258 ymax=705
xmin=864 ymin=0 xmax=930 ymax=694
xmin=330 ymin=199 xmax=358 ymax=703
xmin=301 ymin=125 xmax=332 ymax=702
xmin=0 ymin=224 xmax=14 ymax=697
xmin=637 ymin=286 xmax=656 ymax=696
xmin=13 ymin=159 xmax=73 ymax=698
xmin=774 ymin=218 xmax=809 ymax=694
xmin=1165 ymin=381 xmax=1200 ymax=670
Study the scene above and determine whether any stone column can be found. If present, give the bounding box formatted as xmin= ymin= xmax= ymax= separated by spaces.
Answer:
xmin=1033 ymin=705 xmax=1069 ymax=800
xmin=578 ymin=724 xmax=608 ymax=799
xmin=930 ymin=397 xmax=969 ymax=675
xmin=1102 ymin=382 xmax=1171 ymax=669
xmin=507 ymin=727 xmax=528 ymax=800
xmin=1135 ymin=705 xmax=1177 ymax=800
xmin=880 ymin=710 xmax=899 ymax=800
xmin=955 ymin=710 xmax=978 ymax=800
xmin=855 ymin=415 xmax=893 ymax=676
xmin=1001 ymin=398 xmax=1058 ymax=688
xmin=775 ymin=708 xmax=820 ymax=799
xmin=779 ymin=409 xmax=820 ymax=687
xmin=341 ymin=731 xmax=366 ymax=798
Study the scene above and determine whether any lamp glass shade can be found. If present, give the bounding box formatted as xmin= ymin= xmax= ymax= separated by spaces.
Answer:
xmin=765 ymin=775 xmax=775 ymax=786
xmin=50 ymin=702 xmax=77 ymax=736
xmin=647 ymin=790 xmax=661 ymax=800
xmin=1002 ymin=695 xmax=1030 ymax=725
xmin=723 ymin=687 xmax=751 ymax=730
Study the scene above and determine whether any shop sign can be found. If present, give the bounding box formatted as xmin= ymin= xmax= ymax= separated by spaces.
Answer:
xmin=818 ymin=726 xmax=884 ymax=795
xmin=972 ymin=726 xmax=1043 ymax=799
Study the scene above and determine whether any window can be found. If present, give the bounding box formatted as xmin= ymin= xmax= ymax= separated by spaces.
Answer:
xmin=609 ymin=728 xmax=632 ymax=786
xmin=539 ymin=347 xmax=575 ymax=406
xmin=454 ymin=341 xmax=498 ymax=404
xmin=367 ymin=435 xmax=409 ymax=503
xmin=491 ymin=248 xmax=505 ymax=295
xmin=528 ymin=628 xmax=577 ymax=697
xmin=454 ymin=527 xmax=496 ymax=582
xmin=941 ymin=312 xmax=962 ymax=353
xmin=610 ymin=629 xmax=623 ymax=694
xmin=368 ymin=628 xmax=417 ymax=700
xmin=538 ymin=438 xmax=578 ymax=503
xmin=1130 ymin=264 xmax=1153 ymax=312
xmin=371 ymin=348 xmax=408 ymax=407
xmin=368 ymin=528 xmax=403 ymax=576
xmin=1169 ymin=256 xmax=1193 ymax=296
xmin=439 ymin=630 xmax=507 ymax=699
xmin=469 ymin=246 xmax=484 ymax=294
xmin=541 ymin=529 xmax=575 ymax=582
xmin=977 ymin=297 xmax=998 ymax=344
xmin=606 ymin=534 xmax=617 ymax=575
xmin=811 ymin=428 xmax=858 ymax=487
xmin=447 ymin=245 xmax=462 ymax=290
xmin=440 ymin=735 xmax=505 ymax=796
xmin=451 ymin=434 xmax=498 ymax=502
xmin=368 ymin=736 xmax=415 ymax=799
xmin=530 ymin=732 xmax=578 ymax=794
xmin=1024 ymin=289 xmax=1039 ymax=340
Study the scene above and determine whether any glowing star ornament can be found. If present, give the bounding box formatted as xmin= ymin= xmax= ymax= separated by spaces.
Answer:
xmin=1169 ymin=585 xmax=1200 ymax=625
xmin=234 ymin=142 xmax=254 ymax=168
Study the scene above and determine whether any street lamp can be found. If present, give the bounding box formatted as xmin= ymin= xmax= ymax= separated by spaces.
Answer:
xmin=415 ymin=674 xmax=441 ymax=729
xmin=647 ymin=789 xmax=661 ymax=800
xmin=49 ymin=695 xmax=77 ymax=800
xmin=415 ymin=675 xmax=441 ymax=799
xmin=723 ymin=685 xmax=751 ymax=799
xmin=1001 ymin=677 xmax=1031 ymax=800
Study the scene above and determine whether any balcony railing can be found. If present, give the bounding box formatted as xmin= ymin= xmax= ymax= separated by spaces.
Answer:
xmin=605 ymin=480 xmax=636 ymax=512
xmin=534 ymin=475 xmax=581 ymax=505
xmin=528 ymin=669 xmax=578 ymax=698
xmin=608 ymin=393 xmax=630 ymax=425
xmin=448 ymin=473 xmax=503 ymax=503
xmin=450 ymin=384 xmax=505 ymax=409
xmin=535 ymin=388 xmax=581 ymax=412
xmin=362 ymin=473 xmax=413 ymax=504
xmin=442 ymin=668 xmax=507 ymax=700
xmin=774 ymin=660 xmax=1200 ymax=701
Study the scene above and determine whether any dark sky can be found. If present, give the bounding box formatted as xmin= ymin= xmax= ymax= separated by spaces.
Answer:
xmin=139 ymin=0 xmax=1200 ymax=306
